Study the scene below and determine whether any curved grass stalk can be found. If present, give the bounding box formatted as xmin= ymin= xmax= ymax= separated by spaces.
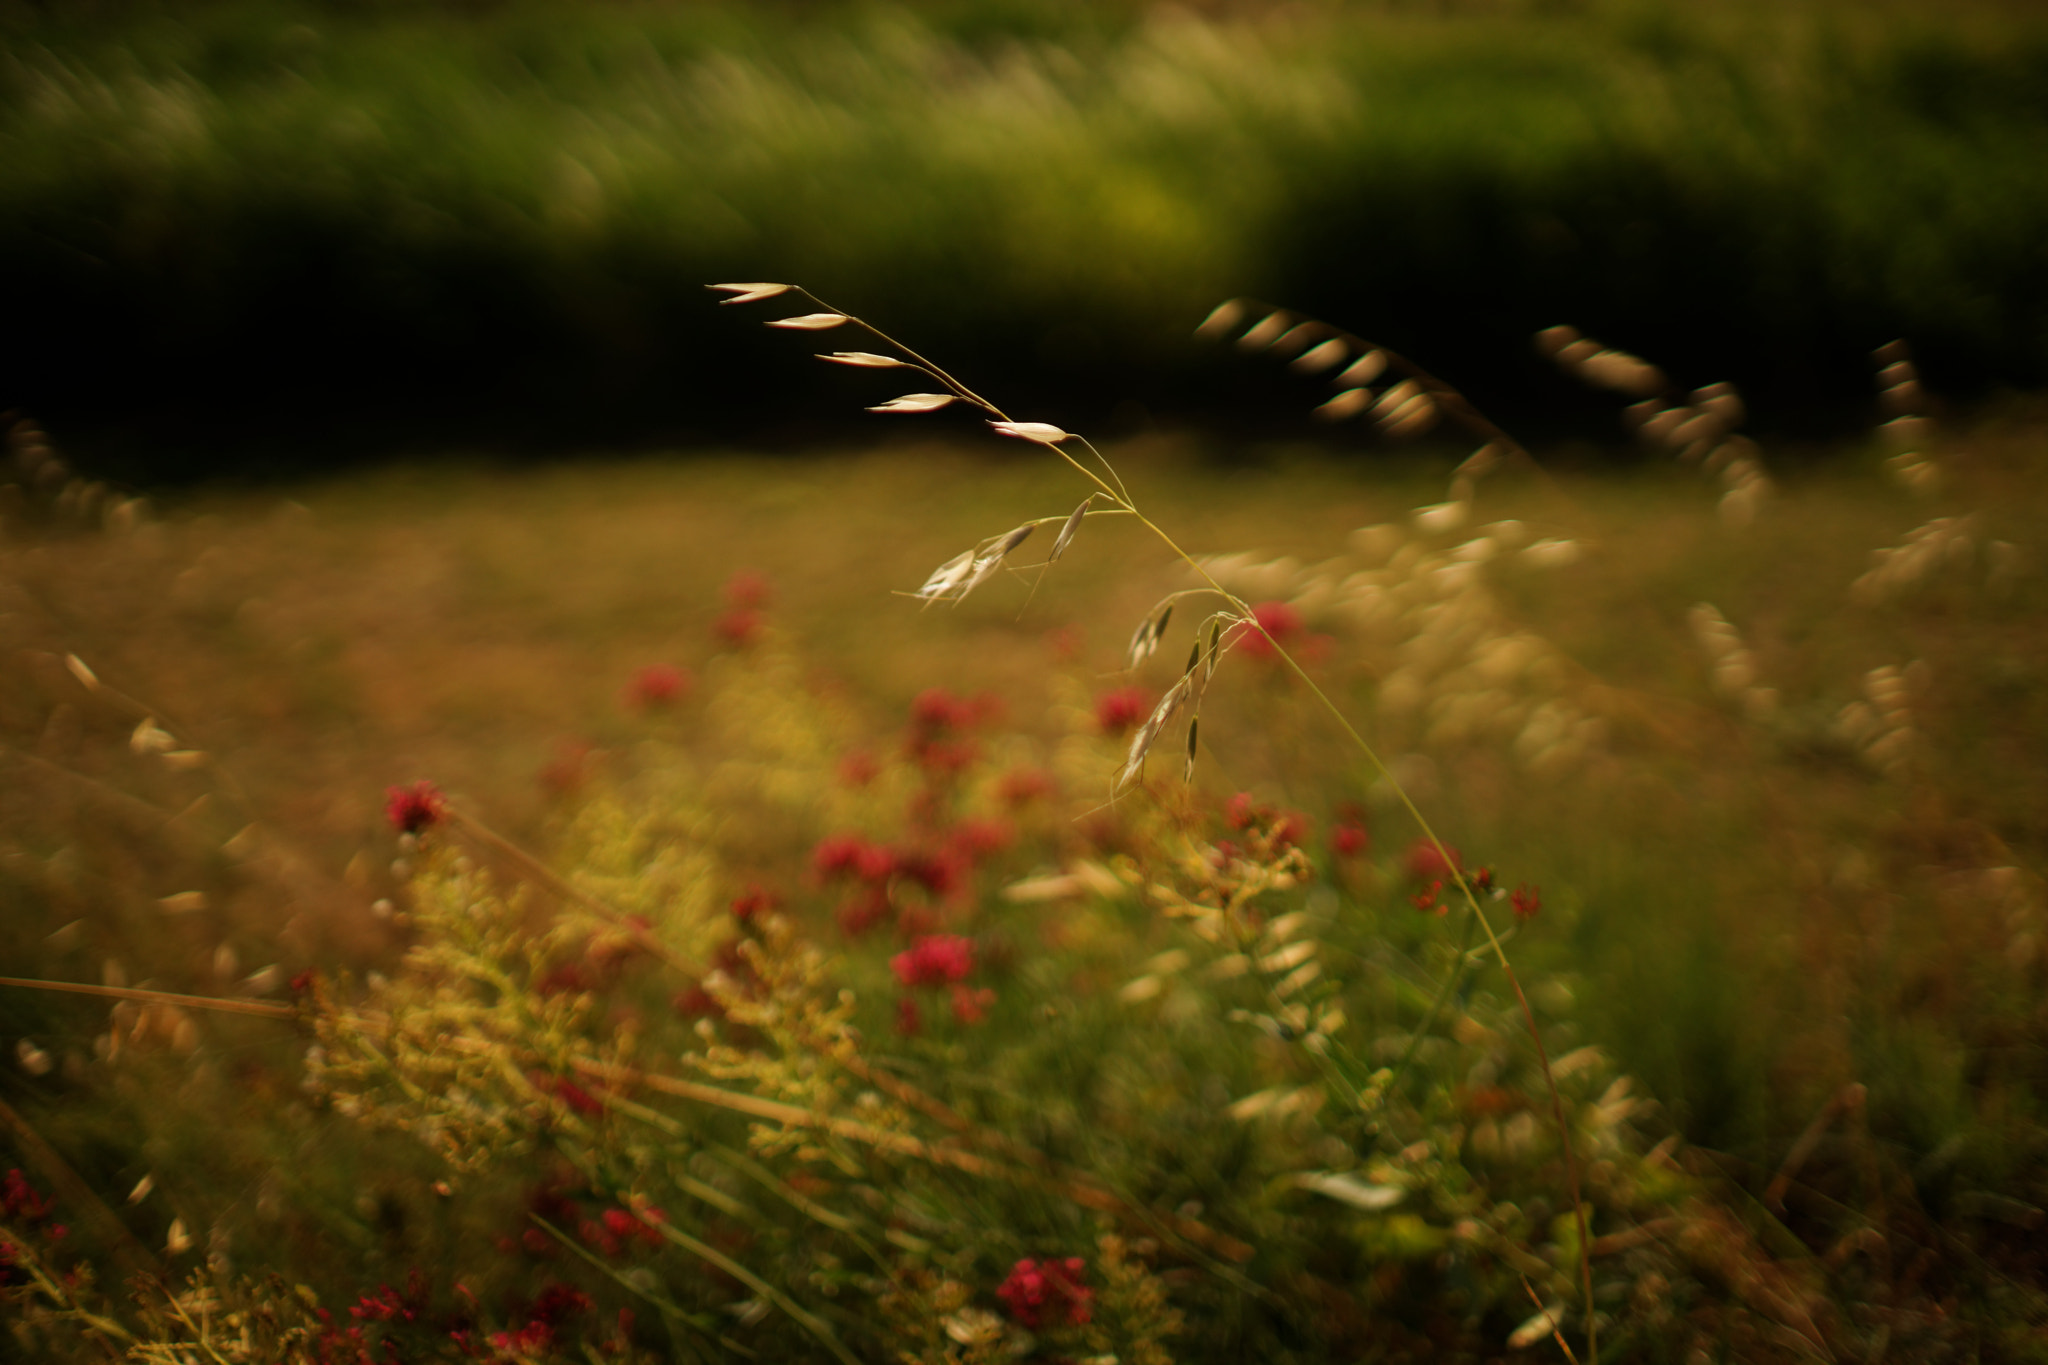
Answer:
xmin=718 ymin=282 xmax=1597 ymax=1361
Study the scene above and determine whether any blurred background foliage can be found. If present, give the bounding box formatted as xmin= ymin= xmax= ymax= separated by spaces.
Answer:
xmin=2 ymin=0 xmax=2047 ymax=480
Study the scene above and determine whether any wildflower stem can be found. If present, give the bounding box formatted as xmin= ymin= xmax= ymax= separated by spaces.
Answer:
xmin=0 ymin=976 xmax=293 ymax=1019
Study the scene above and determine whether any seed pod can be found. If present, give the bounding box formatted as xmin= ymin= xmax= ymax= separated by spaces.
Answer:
xmin=987 ymin=420 xmax=1071 ymax=445
xmin=867 ymin=394 xmax=956 ymax=413
xmin=1184 ymin=715 xmax=1200 ymax=783
xmin=1195 ymin=299 xmax=1247 ymax=340
xmin=707 ymin=282 xmax=792 ymax=305
xmin=818 ymin=351 xmax=907 ymax=368
xmin=1315 ymin=389 xmax=1373 ymax=421
xmin=1050 ymin=497 xmax=1092 ymax=562
xmin=1336 ymin=350 xmax=1388 ymax=386
xmin=1291 ymin=338 xmax=1349 ymax=374
xmin=1126 ymin=604 xmax=1173 ymax=669
xmin=764 ymin=313 xmax=849 ymax=330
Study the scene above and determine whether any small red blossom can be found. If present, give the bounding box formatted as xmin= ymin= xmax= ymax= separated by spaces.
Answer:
xmin=997 ymin=766 xmax=1056 ymax=806
xmin=910 ymin=687 xmax=976 ymax=733
xmin=895 ymin=997 xmax=922 ymax=1036
xmin=813 ymin=834 xmax=893 ymax=883
xmin=891 ymin=934 xmax=974 ymax=988
xmin=1511 ymin=884 xmax=1542 ymax=921
xmin=1404 ymin=839 xmax=1463 ymax=882
xmin=533 ymin=963 xmax=592 ymax=996
xmin=597 ymin=1208 xmax=663 ymax=1251
xmin=1331 ymin=822 xmax=1370 ymax=858
xmin=622 ymin=664 xmax=691 ymax=711
xmin=1469 ymin=866 xmax=1496 ymax=893
xmin=949 ymin=817 xmax=1015 ymax=859
xmin=949 ymin=983 xmax=995 ymax=1025
xmin=1224 ymin=792 xmax=1308 ymax=849
xmin=2 ymin=1170 xmax=56 ymax=1223
xmin=837 ymin=750 xmax=880 ymax=787
xmin=1232 ymin=600 xmax=1304 ymax=660
xmin=836 ymin=886 xmax=892 ymax=937
xmin=673 ymin=984 xmax=723 ymax=1018
xmin=729 ymin=887 xmax=773 ymax=922
xmin=385 ymin=781 xmax=446 ymax=835
xmin=530 ymin=1073 xmax=605 ymax=1117
xmin=995 ymin=1257 xmax=1093 ymax=1330
xmin=713 ymin=608 xmax=762 ymax=648
xmin=1093 ymin=686 xmax=1152 ymax=736
xmin=1412 ymin=880 xmax=1446 ymax=915
xmin=722 ymin=570 xmax=773 ymax=611
xmin=894 ymin=848 xmax=967 ymax=901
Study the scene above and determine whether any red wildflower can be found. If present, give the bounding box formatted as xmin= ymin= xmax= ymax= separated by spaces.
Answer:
xmin=947 ymin=816 xmax=1015 ymax=859
xmin=1093 ymin=686 xmax=1152 ymax=736
xmin=1331 ymin=822 xmax=1370 ymax=858
xmin=891 ymin=934 xmax=974 ymax=988
xmin=949 ymin=983 xmax=995 ymax=1025
xmin=385 ymin=781 xmax=446 ymax=835
xmin=672 ymin=984 xmax=722 ymax=1018
xmin=3 ymin=1170 xmax=56 ymax=1223
xmin=1404 ymin=839 xmax=1463 ymax=882
xmin=729 ymin=887 xmax=773 ymax=922
xmin=722 ymin=570 xmax=773 ymax=610
xmin=1470 ymin=866 xmax=1496 ymax=893
xmin=598 ymin=1208 xmax=663 ymax=1250
xmin=533 ymin=963 xmax=592 ymax=996
xmin=837 ymin=750 xmax=880 ymax=787
xmin=836 ymin=886 xmax=893 ymax=937
xmin=531 ymin=1073 xmax=605 ymax=1117
xmin=910 ymin=687 xmax=976 ymax=733
xmin=1412 ymin=880 xmax=1445 ymax=915
xmin=995 ymin=1257 xmax=1092 ymax=1330
xmin=1511 ymin=884 xmax=1542 ymax=921
xmin=894 ymin=848 xmax=967 ymax=900
xmin=997 ymin=766 xmax=1056 ymax=806
xmin=813 ymin=834 xmax=892 ymax=883
xmin=1232 ymin=600 xmax=1304 ymax=660
xmin=895 ymin=997 xmax=922 ymax=1036
xmin=622 ymin=663 xmax=691 ymax=711
xmin=713 ymin=608 xmax=762 ymax=648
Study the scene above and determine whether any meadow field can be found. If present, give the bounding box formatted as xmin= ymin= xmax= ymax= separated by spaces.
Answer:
xmin=6 ymin=352 xmax=2048 ymax=1358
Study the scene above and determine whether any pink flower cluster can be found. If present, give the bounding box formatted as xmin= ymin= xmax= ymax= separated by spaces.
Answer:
xmin=622 ymin=663 xmax=692 ymax=711
xmin=385 ymin=780 xmax=446 ymax=835
xmin=995 ymin=1256 xmax=1092 ymax=1329
xmin=904 ymin=687 xmax=997 ymax=777
xmin=891 ymin=934 xmax=974 ymax=987
xmin=1093 ymin=685 xmax=1152 ymax=736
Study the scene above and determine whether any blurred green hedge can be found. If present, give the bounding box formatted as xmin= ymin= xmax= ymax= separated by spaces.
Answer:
xmin=4 ymin=0 xmax=2047 ymax=478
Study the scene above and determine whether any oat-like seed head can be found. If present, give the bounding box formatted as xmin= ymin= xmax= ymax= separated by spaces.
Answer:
xmin=867 ymin=394 xmax=958 ymax=413
xmin=820 ymin=351 xmax=909 ymax=369
xmin=707 ymin=282 xmax=792 ymax=305
xmin=765 ymin=313 xmax=850 ymax=330
xmin=1050 ymin=497 xmax=1092 ymax=562
xmin=987 ymin=420 xmax=1071 ymax=446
